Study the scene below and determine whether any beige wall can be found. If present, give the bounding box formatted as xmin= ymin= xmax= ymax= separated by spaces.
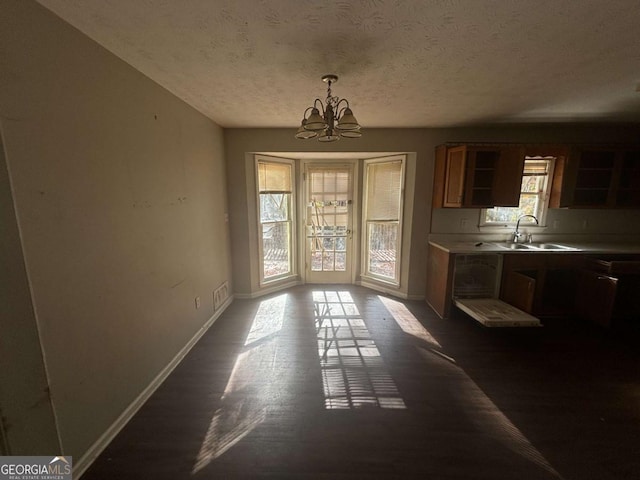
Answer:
xmin=1 ymin=135 xmax=60 ymax=454
xmin=225 ymin=125 xmax=640 ymax=298
xmin=1 ymin=0 xmax=230 ymax=461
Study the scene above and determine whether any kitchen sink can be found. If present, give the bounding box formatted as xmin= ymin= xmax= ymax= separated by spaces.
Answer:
xmin=503 ymin=244 xmax=533 ymax=250
xmin=526 ymin=243 xmax=578 ymax=251
xmin=492 ymin=242 xmax=579 ymax=251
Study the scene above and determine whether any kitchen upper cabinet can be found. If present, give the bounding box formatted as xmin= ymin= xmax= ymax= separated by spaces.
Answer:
xmin=442 ymin=146 xmax=466 ymax=207
xmin=433 ymin=144 xmax=525 ymax=208
xmin=616 ymin=150 xmax=640 ymax=207
xmin=560 ymin=147 xmax=640 ymax=208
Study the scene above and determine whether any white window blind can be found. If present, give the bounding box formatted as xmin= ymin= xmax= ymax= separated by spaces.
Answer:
xmin=258 ymin=162 xmax=292 ymax=193
xmin=522 ymin=159 xmax=550 ymax=176
xmin=365 ymin=160 xmax=402 ymax=221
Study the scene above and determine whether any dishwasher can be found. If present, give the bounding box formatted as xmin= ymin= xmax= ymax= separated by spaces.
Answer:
xmin=452 ymin=253 xmax=541 ymax=327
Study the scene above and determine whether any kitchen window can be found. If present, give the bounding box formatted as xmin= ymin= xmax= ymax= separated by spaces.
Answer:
xmin=482 ymin=157 xmax=554 ymax=226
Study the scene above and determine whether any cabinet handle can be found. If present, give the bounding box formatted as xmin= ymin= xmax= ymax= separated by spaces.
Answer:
xmin=597 ymin=276 xmax=610 ymax=280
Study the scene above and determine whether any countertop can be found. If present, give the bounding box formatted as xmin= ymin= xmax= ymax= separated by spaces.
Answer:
xmin=429 ymin=240 xmax=640 ymax=255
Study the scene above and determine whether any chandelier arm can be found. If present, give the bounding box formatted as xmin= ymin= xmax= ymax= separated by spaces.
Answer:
xmin=313 ymin=98 xmax=326 ymax=116
xmin=336 ymin=102 xmax=352 ymax=119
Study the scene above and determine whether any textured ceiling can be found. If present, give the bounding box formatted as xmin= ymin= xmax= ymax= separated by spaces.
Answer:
xmin=37 ymin=0 xmax=640 ymax=128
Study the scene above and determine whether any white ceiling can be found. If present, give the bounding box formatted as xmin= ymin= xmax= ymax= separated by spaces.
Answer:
xmin=37 ymin=0 xmax=640 ymax=128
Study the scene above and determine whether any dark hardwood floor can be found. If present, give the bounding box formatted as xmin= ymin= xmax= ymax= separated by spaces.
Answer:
xmin=82 ymin=285 xmax=640 ymax=479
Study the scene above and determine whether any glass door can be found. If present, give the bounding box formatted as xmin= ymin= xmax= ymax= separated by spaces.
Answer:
xmin=305 ymin=164 xmax=354 ymax=283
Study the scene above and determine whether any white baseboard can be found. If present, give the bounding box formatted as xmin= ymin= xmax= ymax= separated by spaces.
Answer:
xmin=358 ymin=280 xmax=409 ymax=299
xmin=75 ymin=295 xmax=234 ymax=478
xmin=234 ymin=280 xmax=301 ymax=299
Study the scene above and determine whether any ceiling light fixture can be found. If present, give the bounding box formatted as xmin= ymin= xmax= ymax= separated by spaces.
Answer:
xmin=295 ymin=74 xmax=362 ymax=142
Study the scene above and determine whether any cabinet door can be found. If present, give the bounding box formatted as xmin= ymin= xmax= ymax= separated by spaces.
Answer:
xmin=443 ymin=146 xmax=466 ymax=207
xmin=614 ymin=150 xmax=640 ymax=208
xmin=575 ymin=270 xmax=618 ymax=327
xmin=463 ymin=148 xmax=500 ymax=207
xmin=502 ymin=270 xmax=536 ymax=313
xmin=500 ymin=254 xmax=546 ymax=314
xmin=462 ymin=146 xmax=524 ymax=207
xmin=561 ymin=148 xmax=617 ymax=207
xmin=426 ymin=244 xmax=454 ymax=319
xmin=493 ymin=146 xmax=526 ymax=206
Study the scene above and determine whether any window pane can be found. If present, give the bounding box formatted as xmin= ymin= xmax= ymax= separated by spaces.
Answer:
xmin=323 ymin=252 xmax=335 ymax=271
xmin=367 ymin=222 xmax=398 ymax=279
xmin=262 ymin=222 xmax=290 ymax=278
xmin=485 ymin=193 xmax=540 ymax=223
xmin=311 ymin=251 xmax=323 ymax=271
xmin=519 ymin=193 xmax=540 ymax=216
xmin=260 ymin=193 xmax=288 ymax=222
xmin=521 ymin=175 xmax=544 ymax=193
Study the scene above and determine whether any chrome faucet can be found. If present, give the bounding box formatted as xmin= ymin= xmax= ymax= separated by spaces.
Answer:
xmin=511 ymin=214 xmax=539 ymax=243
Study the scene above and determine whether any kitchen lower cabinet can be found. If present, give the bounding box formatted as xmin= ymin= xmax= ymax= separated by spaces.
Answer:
xmin=500 ymin=253 xmax=584 ymax=317
xmin=502 ymin=270 xmax=537 ymax=313
xmin=576 ymin=255 xmax=640 ymax=327
xmin=575 ymin=270 xmax=618 ymax=327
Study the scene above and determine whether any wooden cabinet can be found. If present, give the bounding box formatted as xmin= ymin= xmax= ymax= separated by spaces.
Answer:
xmin=433 ymin=144 xmax=525 ymax=208
xmin=500 ymin=253 xmax=584 ymax=316
xmin=502 ymin=270 xmax=537 ymax=313
xmin=576 ymin=255 xmax=640 ymax=327
xmin=442 ymin=146 xmax=466 ymax=207
xmin=560 ymin=147 xmax=640 ymax=208
xmin=500 ymin=255 xmax=545 ymax=314
xmin=426 ymin=244 xmax=455 ymax=318
xmin=616 ymin=150 xmax=640 ymax=207
xmin=575 ymin=270 xmax=618 ymax=327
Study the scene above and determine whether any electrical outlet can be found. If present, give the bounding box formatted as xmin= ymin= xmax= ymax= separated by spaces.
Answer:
xmin=553 ymin=220 xmax=560 ymax=229
xmin=582 ymin=219 xmax=588 ymax=230
xmin=460 ymin=218 xmax=468 ymax=229
xmin=195 ymin=296 xmax=201 ymax=309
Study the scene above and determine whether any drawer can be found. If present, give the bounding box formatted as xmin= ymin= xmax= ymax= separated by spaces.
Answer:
xmin=586 ymin=256 xmax=640 ymax=275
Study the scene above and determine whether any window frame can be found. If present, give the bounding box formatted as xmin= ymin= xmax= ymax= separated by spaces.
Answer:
xmin=480 ymin=157 xmax=555 ymax=228
xmin=361 ymin=155 xmax=406 ymax=286
xmin=255 ymin=156 xmax=296 ymax=285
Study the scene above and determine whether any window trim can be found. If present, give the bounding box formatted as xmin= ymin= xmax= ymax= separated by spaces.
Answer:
xmin=480 ymin=157 xmax=555 ymax=228
xmin=361 ymin=155 xmax=406 ymax=286
xmin=255 ymin=156 xmax=296 ymax=286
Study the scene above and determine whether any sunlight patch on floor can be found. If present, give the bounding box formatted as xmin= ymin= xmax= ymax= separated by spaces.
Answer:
xmin=192 ymin=294 xmax=287 ymax=473
xmin=378 ymin=295 xmax=442 ymax=348
xmin=314 ymin=290 xmax=406 ymax=410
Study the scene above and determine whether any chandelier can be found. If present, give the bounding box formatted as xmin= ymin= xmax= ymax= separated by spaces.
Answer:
xmin=295 ymin=74 xmax=362 ymax=142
